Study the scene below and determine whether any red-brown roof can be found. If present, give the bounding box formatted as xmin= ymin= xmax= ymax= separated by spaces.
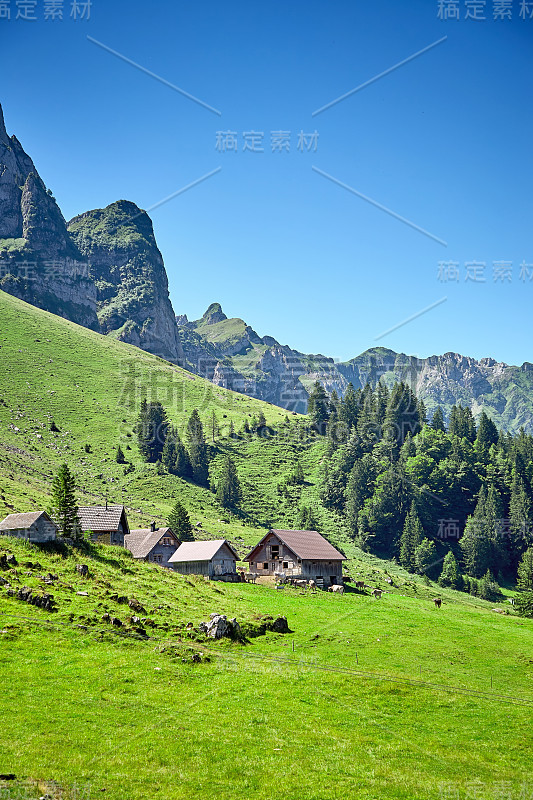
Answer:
xmin=245 ymin=529 xmax=346 ymax=562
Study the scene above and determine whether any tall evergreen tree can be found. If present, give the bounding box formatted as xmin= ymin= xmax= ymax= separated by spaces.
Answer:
xmin=162 ymin=426 xmax=179 ymax=473
xmin=186 ymin=410 xmax=209 ymax=486
xmin=340 ymin=383 xmax=360 ymax=431
xmin=508 ymin=475 xmax=531 ymax=570
xmin=438 ymin=550 xmax=463 ymax=589
xmin=414 ymin=538 xmax=439 ymax=579
xmin=399 ymin=502 xmax=424 ymax=572
xmin=49 ymin=463 xmax=81 ymax=539
xmin=307 ymin=381 xmax=330 ymax=435
xmin=216 ymin=456 xmax=242 ymax=509
xmin=167 ymin=501 xmax=193 ymax=541
xmin=460 ymin=514 xmax=491 ymax=578
xmin=517 ymin=546 xmax=533 ymax=591
xmin=430 ymin=406 xmax=446 ymax=433
xmin=475 ymin=411 xmax=499 ymax=458
xmin=136 ymin=400 xmax=169 ymax=463
xmin=174 ymin=438 xmax=192 ymax=479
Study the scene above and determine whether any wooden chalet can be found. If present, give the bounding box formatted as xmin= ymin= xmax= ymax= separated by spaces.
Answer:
xmin=168 ymin=539 xmax=238 ymax=578
xmin=0 ymin=511 xmax=57 ymax=543
xmin=78 ymin=504 xmax=129 ymax=546
xmin=245 ymin=529 xmax=346 ymax=588
xmin=124 ymin=523 xmax=180 ymax=568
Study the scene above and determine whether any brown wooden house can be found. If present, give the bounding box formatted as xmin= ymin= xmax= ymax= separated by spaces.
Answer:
xmin=168 ymin=539 xmax=238 ymax=577
xmin=78 ymin=504 xmax=129 ymax=546
xmin=0 ymin=511 xmax=58 ymax=543
xmin=245 ymin=529 xmax=345 ymax=587
xmin=124 ymin=524 xmax=180 ymax=568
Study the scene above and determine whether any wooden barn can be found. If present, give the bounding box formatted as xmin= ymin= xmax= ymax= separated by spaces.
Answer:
xmin=168 ymin=539 xmax=238 ymax=578
xmin=124 ymin=523 xmax=180 ymax=568
xmin=78 ymin=504 xmax=129 ymax=546
xmin=245 ymin=529 xmax=345 ymax=588
xmin=0 ymin=511 xmax=58 ymax=543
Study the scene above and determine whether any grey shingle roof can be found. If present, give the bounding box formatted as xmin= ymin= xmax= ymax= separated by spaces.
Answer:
xmin=125 ymin=528 xmax=178 ymax=559
xmin=78 ymin=505 xmax=127 ymax=533
xmin=246 ymin=530 xmax=346 ymax=562
xmin=0 ymin=511 xmax=54 ymax=531
xmin=168 ymin=539 xmax=239 ymax=564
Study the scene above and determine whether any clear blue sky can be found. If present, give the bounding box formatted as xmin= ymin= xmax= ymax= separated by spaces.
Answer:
xmin=2 ymin=0 xmax=532 ymax=364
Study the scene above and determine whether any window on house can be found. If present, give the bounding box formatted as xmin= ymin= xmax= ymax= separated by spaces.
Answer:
xmin=283 ymin=562 xmax=288 ymax=569
xmin=271 ymin=545 xmax=279 ymax=558
xmin=152 ymin=554 xmax=163 ymax=563
xmin=161 ymin=537 xmax=173 ymax=546
xmin=263 ymin=563 xmax=268 ymax=570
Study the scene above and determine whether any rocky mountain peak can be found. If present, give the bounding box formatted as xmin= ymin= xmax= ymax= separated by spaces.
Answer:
xmin=202 ymin=302 xmax=227 ymax=325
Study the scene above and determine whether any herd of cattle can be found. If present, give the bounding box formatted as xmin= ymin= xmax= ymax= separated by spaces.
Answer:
xmin=276 ymin=576 xmax=444 ymax=607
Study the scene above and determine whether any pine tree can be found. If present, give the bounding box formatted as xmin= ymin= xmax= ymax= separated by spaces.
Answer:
xmin=174 ymin=439 xmax=192 ymax=479
xmin=508 ymin=475 xmax=531 ymax=571
xmin=399 ymin=502 xmax=424 ymax=572
xmin=430 ymin=406 xmax=446 ymax=433
xmin=307 ymin=381 xmax=330 ymax=435
xmin=49 ymin=463 xmax=81 ymax=539
xmin=116 ymin=445 xmax=126 ymax=464
xmin=340 ymin=383 xmax=360 ymax=431
xmin=460 ymin=515 xmax=491 ymax=578
xmin=475 ymin=411 xmax=499 ymax=459
xmin=187 ymin=410 xmax=209 ymax=486
xmin=216 ymin=456 xmax=242 ymax=509
xmin=517 ymin=547 xmax=533 ymax=591
xmin=161 ymin=427 xmax=178 ymax=473
xmin=414 ymin=539 xmax=439 ymax=579
xmin=478 ymin=569 xmax=500 ymax=602
xmin=438 ymin=551 xmax=463 ymax=589
xmin=345 ymin=455 xmax=376 ymax=536
xmin=167 ymin=501 xmax=193 ymax=541
xmin=135 ymin=400 xmax=169 ymax=463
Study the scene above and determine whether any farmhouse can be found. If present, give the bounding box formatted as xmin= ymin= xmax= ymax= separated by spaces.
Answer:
xmin=78 ymin=504 xmax=129 ymax=546
xmin=245 ymin=529 xmax=346 ymax=588
xmin=0 ymin=511 xmax=57 ymax=543
xmin=169 ymin=539 xmax=239 ymax=578
xmin=125 ymin=523 xmax=180 ymax=568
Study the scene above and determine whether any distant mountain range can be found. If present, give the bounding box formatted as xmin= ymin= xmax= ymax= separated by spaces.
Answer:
xmin=1 ymin=102 xmax=532 ymax=433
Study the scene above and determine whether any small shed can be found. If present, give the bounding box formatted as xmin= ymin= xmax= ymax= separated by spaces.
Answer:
xmin=245 ymin=529 xmax=346 ymax=587
xmin=169 ymin=539 xmax=239 ymax=577
xmin=0 ymin=511 xmax=57 ymax=543
xmin=78 ymin=504 xmax=129 ymax=546
xmin=125 ymin=525 xmax=180 ymax=568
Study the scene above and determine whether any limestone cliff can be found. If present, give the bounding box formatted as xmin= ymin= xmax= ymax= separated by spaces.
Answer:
xmin=68 ymin=201 xmax=184 ymax=366
xmin=0 ymin=104 xmax=98 ymax=328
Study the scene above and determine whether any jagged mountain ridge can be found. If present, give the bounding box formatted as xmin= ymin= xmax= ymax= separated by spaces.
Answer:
xmin=177 ymin=308 xmax=533 ymax=433
xmin=0 ymin=102 xmax=532 ymax=434
xmin=68 ymin=201 xmax=184 ymax=366
xmin=0 ymin=105 xmax=97 ymax=329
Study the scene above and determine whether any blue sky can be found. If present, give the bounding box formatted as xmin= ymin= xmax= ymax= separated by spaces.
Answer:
xmin=2 ymin=0 xmax=532 ymax=364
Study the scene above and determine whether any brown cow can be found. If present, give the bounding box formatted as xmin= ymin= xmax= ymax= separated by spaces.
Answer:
xmin=355 ymin=580 xmax=365 ymax=589
xmin=434 ymin=598 xmax=442 ymax=608
xmin=371 ymin=588 xmax=382 ymax=599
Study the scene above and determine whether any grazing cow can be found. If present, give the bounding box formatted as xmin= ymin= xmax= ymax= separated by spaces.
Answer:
xmin=384 ymin=577 xmax=392 ymax=585
xmin=308 ymin=580 xmax=317 ymax=592
xmin=355 ymin=580 xmax=365 ymax=589
xmin=294 ymin=579 xmax=308 ymax=589
xmin=328 ymin=584 xmax=344 ymax=594
xmin=434 ymin=598 xmax=442 ymax=608
xmin=371 ymin=588 xmax=382 ymax=599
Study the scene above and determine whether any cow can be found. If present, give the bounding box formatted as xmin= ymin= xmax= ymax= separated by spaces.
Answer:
xmin=434 ymin=598 xmax=442 ymax=608
xmin=355 ymin=580 xmax=365 ymax=589
xmin=294 ymin=579 xmax=308 ymax=589
xmin=308 ymin=580 xmax=317 ymax=592
xmin=328 ymin=584 xmax=344 ymax=594
xmin=371 ymin=588 xmax=382 ymax=599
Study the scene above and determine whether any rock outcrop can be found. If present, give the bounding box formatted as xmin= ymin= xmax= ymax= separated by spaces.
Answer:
xmin=0 ymin=103 xmax=98 ymax=328
xmin=68 ymin=200 xmax=185 ymax=366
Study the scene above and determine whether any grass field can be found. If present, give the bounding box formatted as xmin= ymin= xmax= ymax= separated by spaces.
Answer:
xmin=0 ymin=535 xmax=532 ymax=800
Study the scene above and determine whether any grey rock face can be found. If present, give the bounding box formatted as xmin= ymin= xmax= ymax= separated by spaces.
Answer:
xmin=0 ymin=103 xmax=98 ymax=328
xmin=68 ymin=200 xmax=185 ymax=366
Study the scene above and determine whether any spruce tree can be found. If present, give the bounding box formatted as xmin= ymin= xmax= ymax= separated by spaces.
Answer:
xmin=517 ymin=547 xmax=533 ymax=591
xmin=438 ymin=551 xmax=463 ymax=589
xmin=399 ymin=502 xmax=424 ymax=572
xmin=136 ymin=400 xmax=169 ymax=463
xmin=508 ymin=475 xmax=531 ymax=570
xmin=460 ymin=515 xmax=491 ymax=578
xmin=187 ymin=410 xmax=209 ymax=486
xmin=414 ymin=538 xmax=439 ymax=579
xmin=116 ymin=445 xmax=126 ymax=464
xmin=161 ymin=427 xmax=178 ymax=473
xmin=167 ymin=501 xmax=193 ymax=541
xmin=307 ymin=381 xmax=330 ymax=435
xmin=430 ymin=407 xmax=446 ymax=433
xmin=174 ymin=439 xmax=192 ymax=479
xmin=216 ymin=456 xmax=242 ymax=509
xmin=49 ymin=463 xmax=81 ymax=539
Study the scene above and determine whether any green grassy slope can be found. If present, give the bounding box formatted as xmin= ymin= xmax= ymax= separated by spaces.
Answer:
xmin=0 ymin=535 xmax=532 ymax=800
